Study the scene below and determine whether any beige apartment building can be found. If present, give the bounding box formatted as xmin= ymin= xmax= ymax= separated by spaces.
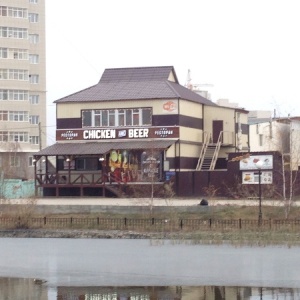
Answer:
xmin=0 ymin=0 xmax=46 ymax=179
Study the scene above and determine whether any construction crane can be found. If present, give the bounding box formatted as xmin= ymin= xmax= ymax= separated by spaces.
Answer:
xmin=185 ymin=69 xmax=214 ymax=99
xmin=185 ymin=69 xmax=214 ymax=90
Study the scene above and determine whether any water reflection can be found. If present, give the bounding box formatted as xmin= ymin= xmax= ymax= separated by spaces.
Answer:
xmin=1 ymin=279 xmax=300 ymax=300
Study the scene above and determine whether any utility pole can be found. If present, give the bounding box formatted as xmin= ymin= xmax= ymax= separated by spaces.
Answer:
xmin=38 ymin=122 xmax=42 ymax=150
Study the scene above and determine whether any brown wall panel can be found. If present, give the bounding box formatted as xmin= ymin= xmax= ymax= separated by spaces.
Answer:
xmin=57 ymin=118 xmax=82 ymax=129
xmin=179 ymin=115 xmax=203 ymax=129
xmin=152 ymin=115 xmax=179 ymax=126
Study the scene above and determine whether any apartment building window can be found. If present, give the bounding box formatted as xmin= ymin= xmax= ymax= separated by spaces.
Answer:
xmin=0 ymin=111 xmax=8 ymax=121
xmin=28 ymin=13 xmax=38 ymax=23
xmin=9 ymin=111 xmax=29 ymax=122
xmin=29 ymin=54 xmax=39 ymax=64
xmin=0 ymin=27 xmax=28 ymax=39
xmin=29 ymin=74 xmax=39 ymax=84
xmin=259 ymin=134 xmax=264 ymax=147
xmin=0 ymin=69 xmax=29 ymax=80
xmin=29 ymin=0 xmax=38 ymax=3
xmin=13 ymin=90 xmax=28 ymax=100
xmin=29 ymin=34 xmax=39 ymax=44
xmin=0 ymin=48 xmax=8 ymax=58
xmin=12 ymin=49 xmax=28 ymax=60
xmin=82 ymin=108 xmax=152 ymax=127
xmin=29 ymin=94 xmax=39 ymax=104
xmin=9 ymin=132 xmax=29 ymax=142
xmin=0 ymin=131 xmax=8 ymax=141
xmin=29 ymin=115 xmax=39 ymax=125
xmin=28 ymin=156 xmax=34 ymax=167
xmin=10 ymin=155 xmax=20 ymax=167
xmin=0 ymin=90 xmax=28 ymax=101
xmin=30 ymin=136 xmax=39 ymax=145
xmin=0 ymin=7 xmax=27 ymax=18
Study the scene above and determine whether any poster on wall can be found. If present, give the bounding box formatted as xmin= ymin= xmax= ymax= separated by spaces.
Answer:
xmin=141 ymin=151 xmax=161 ymax=182
xmin=242 ymin=171 xmax=273 ymax=184
xmin=107 ymin=149 xmax=162 ymax=183
xmin=240 ymin=155 xmax=273 ymax=170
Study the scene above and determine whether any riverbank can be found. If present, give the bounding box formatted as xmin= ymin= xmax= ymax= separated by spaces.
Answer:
xmin=1 ymin=228 xmax=300 ymax=247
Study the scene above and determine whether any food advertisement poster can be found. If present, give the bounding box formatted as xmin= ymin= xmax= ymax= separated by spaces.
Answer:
xmin=239 ymin=155 xmax=273 ymax=170
xmin=242 ymin=171 xmax=273 ymax=184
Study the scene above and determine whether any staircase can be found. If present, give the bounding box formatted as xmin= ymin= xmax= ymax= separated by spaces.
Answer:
xmin=196 ymin=132 xmax=222 ymax=171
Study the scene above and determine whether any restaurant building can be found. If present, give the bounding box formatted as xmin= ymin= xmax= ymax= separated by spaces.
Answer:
xmin=34 ymin=66 xmax=249 ymax=197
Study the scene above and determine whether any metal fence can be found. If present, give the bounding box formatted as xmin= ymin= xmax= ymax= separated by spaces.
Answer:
xmin=1 ymin=217 xmax=300 ymax=232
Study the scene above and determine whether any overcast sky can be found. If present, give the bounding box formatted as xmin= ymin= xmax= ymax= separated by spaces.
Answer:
xmin=45 ymin=0 xmax=300 ymax=145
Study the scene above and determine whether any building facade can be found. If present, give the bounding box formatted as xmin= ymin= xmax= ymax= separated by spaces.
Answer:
xmin=249 ymin=116 xmax=300 ymax=171
xmin=0 ymin=0 xmax=46 ymax=180
xmin=34 ymin=66 xmax=249 ymax=197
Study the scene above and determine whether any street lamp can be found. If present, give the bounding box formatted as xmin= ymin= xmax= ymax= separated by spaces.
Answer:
xmin=255 ymin=160 xmax=264 ymax=225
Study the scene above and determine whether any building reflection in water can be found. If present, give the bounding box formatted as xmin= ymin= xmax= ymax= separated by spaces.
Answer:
xmin=1 ymin=279 xmax=300 ymax=299
xmin=56 ymin=286 xmax=300 ymax=300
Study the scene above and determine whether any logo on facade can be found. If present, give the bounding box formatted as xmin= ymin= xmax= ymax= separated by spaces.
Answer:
xmin=60 ymin=131 xmax=78 ymax=140
xmin=154 ymin=128 xmax=174 ymax=138
xmin=118 ymin=130 xmax=127 ymax=138
xmin=163 ymin=101 xmax=177 ymax=112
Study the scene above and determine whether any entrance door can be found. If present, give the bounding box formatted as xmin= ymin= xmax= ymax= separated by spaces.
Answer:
xmin=213 ymin=120 xmax=223 ymax=143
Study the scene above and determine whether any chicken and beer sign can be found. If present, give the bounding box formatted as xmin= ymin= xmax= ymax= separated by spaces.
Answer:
xmin=57 ymin=126 xmax=179 ymax=141
xmin=240 ymin=155 xmax=273 ymax=185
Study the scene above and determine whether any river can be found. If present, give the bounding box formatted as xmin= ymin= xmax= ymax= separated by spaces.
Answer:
xmin=0 ymin=238 xmax=300 ymax=299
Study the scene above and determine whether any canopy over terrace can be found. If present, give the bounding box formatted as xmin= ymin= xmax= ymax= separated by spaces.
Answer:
xmin=33 ymin=139 xmax=177 ymax=197
xmin=34 ymin=139 xmax=176 ymax=158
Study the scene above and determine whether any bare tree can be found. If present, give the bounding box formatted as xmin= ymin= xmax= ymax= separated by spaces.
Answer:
xmin=264 ymin=119 xmax=300 ymax=217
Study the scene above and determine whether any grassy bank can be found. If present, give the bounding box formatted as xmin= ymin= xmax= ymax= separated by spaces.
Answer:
xmin=1 ymin=202 xmax=300 ymax=245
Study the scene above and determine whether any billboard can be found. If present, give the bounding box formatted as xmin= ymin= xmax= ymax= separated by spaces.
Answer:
xmin=242 ymin=171 xmax=273 ymax=184
xmin=239 ymin=155 xmax=273 ymax=170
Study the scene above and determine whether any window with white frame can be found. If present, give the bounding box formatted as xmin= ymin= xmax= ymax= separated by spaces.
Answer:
xmin=29 ymin=0 xmax=38 ymax=4
xmin=0 ymin=111 xmax=8 ymax=121
xmin=0 ymin=69 xmax=29 ymax=80
xmin=29 ymin=115 xmax=39 ymax=124
xmin=0 ymin=131 xmax=8 ymax=141
xmin=29 ymin=94 xmax=39 ymax=104
xmin=82 ymin=108 xmax=152 ymax=127
xmin=0 ymin=90 xmax=28 ymax=101
xmin=28 ymin=156 xmax=34 ymax=167
xmin=30 ymin=136 xmax=39 ymax=145
xmin=29 ymin=54 xmax=39 ymax=64
xmin=29 ymin=74 xmax=39 ymax=84
xmin=29 ymin=34 xmax=39 ymax=44
xmin=0 ymin=27 xmax=28 ymax=39
xmin=28 ymin=13 xmax=38 ymax=23
xmin=0 ymin=69 xmax=7 ymax=79
xmin=9 ymin=69 xmax=29 ymax=80
xmin=0 ymin=7 xmax=27 ymax=18
xmin=12 ymin=48 xmax=28 ymax=60
xmin=0 ymin=48 xmax=8 ymax=58
xmin=9 ymin=111 xmax=29 ymax=122
xmin=10 ymin=155 xmax=20 ymax=167
xmin=9 ymin=132 xmax=29 ymax=142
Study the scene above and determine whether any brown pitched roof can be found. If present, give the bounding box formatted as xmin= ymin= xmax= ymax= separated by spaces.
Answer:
xmin=54 ymin=66 xmax=217 ymax=106
xmin=35 ymin=140 xmax=177 ymax=156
